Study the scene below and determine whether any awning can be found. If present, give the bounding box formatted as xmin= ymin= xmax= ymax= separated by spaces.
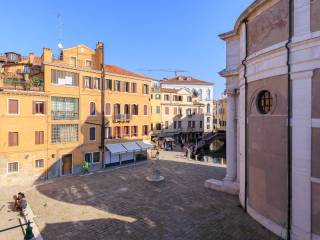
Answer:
xmin=165 ymin=137 xmax=175 ymax=142
xmin=136 ymin=141 xmax=155 ymax=150
xmin=105 ymin=143 xmax=127 ymax=154
xmin=121 ymin=142 xmax=141 ymax=152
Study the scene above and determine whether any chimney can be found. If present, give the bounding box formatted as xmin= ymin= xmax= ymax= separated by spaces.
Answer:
xmin=95 ymin=42 xmax=104 ymax=69
xmin=42 ymin=48 xmax=52 ymax=63
xmin=29 ymin=52 xmax=34 ymax=64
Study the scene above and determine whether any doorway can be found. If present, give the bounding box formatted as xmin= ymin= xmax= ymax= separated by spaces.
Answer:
xmin=61 ymin=154 xmax=72 ymax=175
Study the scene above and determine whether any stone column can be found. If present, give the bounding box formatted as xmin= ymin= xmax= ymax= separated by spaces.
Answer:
xmin=224 ymin=90 xmax=237 ymax=182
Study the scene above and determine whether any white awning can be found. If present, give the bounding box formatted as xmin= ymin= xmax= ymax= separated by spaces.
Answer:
xmin=121 ymin=142 xmax=141 ymax=152
xmin=105 ymin=143 xmax=127 ymax=154
xmin=136 ymin=141 xmax=155 ymax=150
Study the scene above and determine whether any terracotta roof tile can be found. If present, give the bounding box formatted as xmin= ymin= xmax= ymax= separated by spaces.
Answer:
xmin=160 ymin=76 xmax=213 ymax=85
xmin=104 ymin=64 xmax=150 ymax=79
xmin=160 ymin=88 xmax=178 ymax=93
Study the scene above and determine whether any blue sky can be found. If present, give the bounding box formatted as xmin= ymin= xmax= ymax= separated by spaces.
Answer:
xmin=1 ymin=0 xmax=252 ymax=99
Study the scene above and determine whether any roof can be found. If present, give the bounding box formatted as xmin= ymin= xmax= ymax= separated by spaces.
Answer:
xmin=160 ymin=76 xmax=213 ymax=85
xmin=160 ymin=88 xmax=178 ymax=93
xmin=104 ymin=64 xmax=151 ymax=80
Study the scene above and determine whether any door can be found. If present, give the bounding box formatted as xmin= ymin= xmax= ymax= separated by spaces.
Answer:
xmin=62 ymin=154 xmax=72 ymax=175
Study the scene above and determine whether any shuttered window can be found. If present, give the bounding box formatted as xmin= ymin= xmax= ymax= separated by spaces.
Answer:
xmin=143 ymin=105 xmax=148 ymax=115
xmin=33 ymin=101 xmax=46 ymax=114
xmin=8 ymin=99 xmax=19 ymax=114
xmin=142 ymin=125 xmax=148 ymax=136
xmin=8 ymin=132 xmax=18 ymax=146
xmin=90 ymin=102 xmax=96 ymax=116
xmin=105 ymin=79 xmax=112 ymax=90
xmin=132 ymin=83 xmax=137 ymax=93
xmin=35 ymin=131 xmax=44 ymax=144
xmin=89 ymin=127 xmax=96 ymax=141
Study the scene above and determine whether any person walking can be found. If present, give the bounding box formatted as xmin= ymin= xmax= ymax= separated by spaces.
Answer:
xmin=82 ymin=161 xmax=90 ymax=175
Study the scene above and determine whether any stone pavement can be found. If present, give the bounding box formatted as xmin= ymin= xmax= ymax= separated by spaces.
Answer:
xmin=2 ymin=150 xmax=281 ymax=240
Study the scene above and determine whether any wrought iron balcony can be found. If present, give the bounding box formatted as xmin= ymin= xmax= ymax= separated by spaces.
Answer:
xmin=51 ymin=111 xmax=79 ymax=120
xmin=113 ymin=114 xmax=131 ymax=122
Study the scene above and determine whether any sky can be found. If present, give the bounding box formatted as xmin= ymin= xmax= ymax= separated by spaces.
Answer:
xmin=0 ymin=0 xmax=253 ymax=99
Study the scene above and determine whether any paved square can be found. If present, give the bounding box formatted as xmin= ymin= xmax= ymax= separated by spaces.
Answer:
xmin=22 ymin=151 xmax=280 ymax=240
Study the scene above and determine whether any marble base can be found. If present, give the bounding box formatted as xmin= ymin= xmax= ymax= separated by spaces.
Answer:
xmin=146 ymin=175 xmax=165 ymax=182
xmin=204 ymin=178 xmax=239 ymax=195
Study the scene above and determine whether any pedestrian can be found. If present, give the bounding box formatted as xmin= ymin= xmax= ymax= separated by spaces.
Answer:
xmin=82 ymin=161 xmax=90 ymax=174
xmin=15 ymin=192 xmax=27 ymax=212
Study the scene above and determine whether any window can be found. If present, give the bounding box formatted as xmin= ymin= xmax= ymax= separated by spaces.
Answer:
xmin=156 ymin=106 xmax=161 ymax=114
xmin=143 ymin=84 xmax=149 ymax=94
xmin=105 ymin=127 xmax=112 ymax=139
xmin=187 ymin=96 xmax=192 ymax=102
xmin=142 ymin=125 xmax=148 ymax=135
xmin=207 ymin=125 xmax=210 ymax=130
xmin=173 ymin=95 xmax=182 ymax=101
xmin=165 ymin=121 xmax=169 ymax=129
xmin=8 ymin=162 xmax=18 ymax=173
xmin=257 ymin=90 xmax=273 ymax=114
xmin=70 ymin=57 xmax=77 ymax=67
xmin=33 ymin=101 xmax=45 ymax=114
xmin=8 ymin=99 xmax=19 ymax=114
xmin=156 ymin=123 xmax=161 ymax=130
xmin=151 ymin=123 xmax=154 ymax=131
xmin=143 ymin=105 xmax=148 ymax=115
xmin=178 ymin=121 xmax=182 ymax=129
xmin=84 ymin=76 xmax=92 ymax=88
xmin=94 ymin=78 xmax=100 ymax=89
xmin=123 ymin=126 xmax=130 ymax=137
xmin=192 ymin=121 xmax=195 ymax=128
xmin=178 ymin=108 xmax=182 ymax=115
xmin=51 ymin=69 xmax=79 ymax=86
xmin=90 ymin=102 xmax=96 ymax=116
xmin=132 ymin=82 xmax=137 ymax=93
xmin=35 ymin=131 xmax=44 ymax=144
xmin=85 ymin=60 xmax=92 ymax=67
xmin=89 ymin=127 xmax=96 ymax=141
xmin=164 ymin=95 xmax=169 ymax=101
xmin=105 ymin=79 xmax=112 ymax=90
xmin=114 ymin=126 xmax=121 ymax=139
xmin=188 ymin=121 xmax=192 ymax=128
xmin=124 ymin=104 xmax=130 ymax=114
xmin=200 ymin=121 xmax=203 ymax=128
xmin=35 ymin=159 xmax=44 ymax=168
xmin=173 ymin=107 xmax=177 ymax=115
xmin=114 ymin=103 xmax=121 ymax=115
xmin=132 ymin=104 xmax=138 ymax=115
xmin=105 ymin=103 xmax=111 ymax=115
xmin=186 ymin=108 xmax=192 ymax=116
xmin=192 ymin=108 xmax=197 ymax=115
xmin=151 ymin=94 xmax=153 ymax=99
xmin=207 ymin=117 xmax=210 ymax=122
xmin=51 ymin=124 xmax=79 ymax=143
xmin=131 ymin=126 xmax=138 ymax=137
xmin=207 ymin=104 xmax=211 ymax=113
xmin=51 ymin=97 xmax=79 ymax=120
xmin=124 ymin=82 xmax=130 ymax=92
xmin=173 ymin=121 xmax=177 ymax=129
xmin=8 ymin=132 xmax=18 ymax=146
xmin=155 ymin=94 xmax=161 ymax=99
xmin=84 ymin=152 xmax=100 ymax=163
xmin=165 ymin=107 xmax=169 ymax=115
xmin=115 ymin=80 xmax=121 ymax=91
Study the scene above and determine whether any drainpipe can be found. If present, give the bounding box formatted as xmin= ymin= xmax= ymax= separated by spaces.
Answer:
xmin=285 ymin=0 xmax=293 ymax=239
xmin=241 ymin=18 xmax=249 ymax=213
xmin=100 ymin=43 xmax=106 ymax=169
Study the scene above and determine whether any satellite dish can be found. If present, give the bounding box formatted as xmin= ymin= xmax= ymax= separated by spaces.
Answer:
xmin=58 ymin=42 xmax=63 ymax=49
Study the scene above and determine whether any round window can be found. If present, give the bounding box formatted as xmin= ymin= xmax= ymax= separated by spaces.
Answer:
xmin=257 ymin=90 xmax=273 ymax=114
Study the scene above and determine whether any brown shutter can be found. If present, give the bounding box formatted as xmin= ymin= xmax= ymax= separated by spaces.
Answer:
xmin=32 ymin=101 xmax=36 ymax=114
xmin=40 ymin=131 xmax=44 ymax=144
xmin=35 ymin=131 xmax=39 ymax=144
xmin=9 ymin=99 xmax=18 ymax=114
xmin=43 ymin=102 xmax=47 ymax=114
xmin=9 ymin=132 xmax=18 ymax=146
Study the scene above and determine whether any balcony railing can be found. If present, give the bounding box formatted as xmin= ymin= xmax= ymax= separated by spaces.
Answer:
xmin=0 ymin=77 xmax=44 ymax=91
xmin=51 ymin=111 xmax=79 ymax=120
xmin=113 ymin=114 xmax=131 ymax=122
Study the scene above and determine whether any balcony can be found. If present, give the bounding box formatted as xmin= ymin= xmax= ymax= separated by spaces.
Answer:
xmin=52 ymin=111 xmax=79 ymax=120
xmin=0 ymin=74 xmax=44 ymax=92
xmin=113 ymin=114 xmax=131 ymax=122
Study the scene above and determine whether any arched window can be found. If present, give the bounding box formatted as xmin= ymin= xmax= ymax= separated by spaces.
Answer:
xmin=105 ymin=103 xmax=111 ymax=115
xmin=114 ymin=103 xmax=121 ymax=115
xmin=132 ymin=104 xmax=138 ymax=115
xmin=143 ymin=105 xmax=148 ymax=115
xmin=90 ymin=102 xmax=96 ymax=116
xmin=257 ymin=90 xmax=273 ymax=114
xmin=124 ymin=104 xmax=130 ymax=114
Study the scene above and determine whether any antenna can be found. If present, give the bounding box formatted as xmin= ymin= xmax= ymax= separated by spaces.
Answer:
xmin=137 ymin=69 xmax=187 ymax=77
xmin=57 ymin=13 xmax=64 ymax=52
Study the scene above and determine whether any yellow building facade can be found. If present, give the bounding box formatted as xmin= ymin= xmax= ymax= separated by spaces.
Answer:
xmin=0 ymin=43 xmax=152 ymax=185
xmin=212 ymin=95 xmax=227 ymax=131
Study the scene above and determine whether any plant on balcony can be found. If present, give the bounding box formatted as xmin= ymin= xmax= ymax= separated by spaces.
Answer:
xmin=30 ymin=76 xmax=42 ymax=87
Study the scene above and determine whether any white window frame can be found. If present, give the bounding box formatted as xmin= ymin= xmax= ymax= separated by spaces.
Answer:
xmin=7 ymin=98 xmax=20 ymax=115
xmin=85 ymin=59 xmax=92 ymax=67
xmin=84 ymin=152 xmax=100 ymax=164
xmin=35 ymin=159 xmax=44 ymax=168
xmin=34 ymin=100 xmax=46 ymax=115
xmin=7 ymin=161 xmax=19 ymax=174
xmin=89 ymin=126 xmax=96 ymax=141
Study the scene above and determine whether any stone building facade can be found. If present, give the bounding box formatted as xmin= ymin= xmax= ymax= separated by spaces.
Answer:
xmin=206 ymin=0 xmax=320 ymax=239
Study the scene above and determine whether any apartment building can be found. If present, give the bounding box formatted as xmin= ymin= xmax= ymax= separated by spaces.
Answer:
xmin=212 ymin=95 xmax=227 ymax=131
xmin=0 ymin=43 xmax=152 ymax=185
xmin=160 ymin=76 xmax=214 ymax=132
xmin=161 ymin=88 xmax=204 ymax=143
xmin=150 ymin=79 xmax=162 ymax=138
